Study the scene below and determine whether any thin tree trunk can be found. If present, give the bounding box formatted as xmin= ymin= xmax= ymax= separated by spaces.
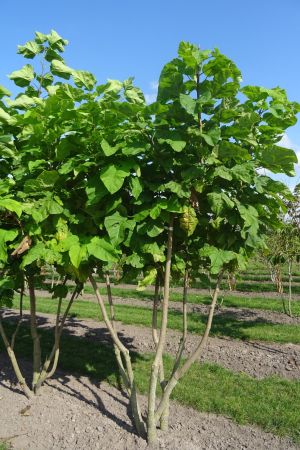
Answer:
xmin=11 ymin=282 xmax=24 ymax=350
xmin=0 ymin=314 xmax=33 ymax=399
xmin=288 ymin=259 xmax=293 ymax=317
xmin=105 ymin=272 xmax=130 ymax=392
xmin=35 ymin=282 xmax=78 ymax=392
xmin=89 ymin=274 xmax=146 ymax=438
xmin=147 ymin=216 xmax=174 ymax=445
xmin=171 ymin=267 xmax=188 ymax=376
xmin=152 ymin=274 xmax=167 ymax=431
xmin=27 ymin=274 xmax=41 ymax=392
xmin=154 ymin=271 xmax=223 ymax=424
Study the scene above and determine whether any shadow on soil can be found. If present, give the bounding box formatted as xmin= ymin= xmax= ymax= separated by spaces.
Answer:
xmin=0 ymin=314 xmax=146 ymax=436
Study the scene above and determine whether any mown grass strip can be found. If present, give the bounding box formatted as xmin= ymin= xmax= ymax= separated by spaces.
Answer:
xmin=1 ymin=322 xmax=300 ymax=443
xmin=10 ymin=296 xmax=300 ymax=344
xmin=34 ymin=281 xmax=300 ymax=315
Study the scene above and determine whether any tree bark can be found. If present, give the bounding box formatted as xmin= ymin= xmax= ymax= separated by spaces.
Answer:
xmin=27 ymin=274 xmax=41 ymax=392
xmin=35 ymin=282 xmax=78 ymax=392
xmin=89 ymin=274 xmax=146 ymax=438
xmin=0 ymin=314 xmax=33 ymax=399
xmin=154 ymin=270 xmax=223 ymax=424
xmin=147 ymin=216 xmax=174 ymax=445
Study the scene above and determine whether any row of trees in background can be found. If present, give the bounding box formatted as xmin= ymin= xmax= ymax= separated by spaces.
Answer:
xmin=0 ymin=31 xmax=299 ymax=444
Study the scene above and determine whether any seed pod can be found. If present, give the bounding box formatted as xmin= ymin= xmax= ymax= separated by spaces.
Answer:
xmin=179 ymin=205 xmax=198 ymax=236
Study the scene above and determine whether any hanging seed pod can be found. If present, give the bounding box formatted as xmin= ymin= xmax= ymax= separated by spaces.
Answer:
xmin=179 ymin=205 xmax=198 ymax=236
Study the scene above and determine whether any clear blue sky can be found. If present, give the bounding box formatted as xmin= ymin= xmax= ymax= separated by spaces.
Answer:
xmin=1 ymin=0 xmax=300 ymax=185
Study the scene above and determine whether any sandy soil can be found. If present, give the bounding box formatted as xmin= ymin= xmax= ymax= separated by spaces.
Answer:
xmin=3 ymin=310 xmax=300 ymax=379
xmin=0 ymin=354 xmax=298 ymax=450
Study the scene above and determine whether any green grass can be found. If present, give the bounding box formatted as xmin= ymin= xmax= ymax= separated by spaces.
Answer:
xmin=10 ymin=295 xmax=300 ymax=344
xmin=0 ymin=442 xmax=11 ymax=450
xmin=34 ymin=281 xmax=300 ymax=315
xmin=1 ymin=321 xmax=300 ymax=443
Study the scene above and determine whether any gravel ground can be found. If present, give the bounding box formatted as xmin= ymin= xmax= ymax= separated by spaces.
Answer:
xmin=0 ymin=354 xmax=298 ymax=450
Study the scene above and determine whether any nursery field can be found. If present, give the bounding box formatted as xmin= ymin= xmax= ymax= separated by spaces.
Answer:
xmin=1 ymin=30 xmax=300 ymax=450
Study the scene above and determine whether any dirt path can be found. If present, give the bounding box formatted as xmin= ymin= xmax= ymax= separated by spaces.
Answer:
xmin=3 ymin=310 xmax=300 ymax=379
xmin=0 ymin=354 xmax=298 ymax=450
xmin=43 ymin=279 xmax=300 ymax=299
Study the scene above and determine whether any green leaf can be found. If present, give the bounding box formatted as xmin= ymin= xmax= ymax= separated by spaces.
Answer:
xmin=100 ymin=164 xmax=131 ymax=194
xmin=0 ymin=108 xmax=17 ymax=125
xmin=231 ymin=164 xmax=253 ymax=183
xmin=7 ymin=95 xmax=37 ymax=109
xmin=157 ymin=131 xmax=186 ymax=152
xmin=104 ymin=212 xmax=127 ymax=245
xmin=207 ymin=192 xmax=234 ymax=215
xmin=126 ymin=253 xmax=145 ymax=268
xmin=213 ymin=166 xmax=233 ymax=181
xmin=86 ymin=176 xmax=107 ymax=206
xmin=141 ymin=242 xmax=165 ymax=262
xmin=17 ymin=40 xmax=42 ymax=58
xmin=56 ymin=234 xmax=79 ymax=252
xmin=0 ymin=85 xmax=11 ymax=98
xmin=73 ymin=70 xmax=96 ymax=90
xmin=8 ymin=64 xmax=34 ymax=87
xmin=157 ymin=59 xmax=183 ymax=102
xmin=178 ymin=42 xmax=210 ymax=68
xmin=179 ymin=94 xmax=196 ymax=115
xmin=24 ymin=170 xmax=59 ymax=193
xmin=146 ymin=224 xmax=164 ymax=237
xmin=163 ymin=181 xmax=189 ymax=198
xmin=199 ymin=245 xmax=237 ymax=274
xmin=137 ymin=267 xmax=157 ymax=291
xmin=0 ymin=198 xmax=22 ymax=217
xmin=201 ymin=128 xmax=221 ymax=146
xmin=87 ymin=237 xmax=118 ymax=262
xmin=69 ymin=244 xmax=87 ymax=268
xmin=237 ymin=204 xmax=259 ymax=235
xmin=21 ymin=242 xmax=45 ymax=267
xmin=50 ymin=60 xmax=73 ymax=79
xmin=130 ymin=177 xmax=143 ymax=199
xmin=260 ymin=145 xmax=297 ymax=176
xmin=101 ymin=139 xmax=118 ymax=156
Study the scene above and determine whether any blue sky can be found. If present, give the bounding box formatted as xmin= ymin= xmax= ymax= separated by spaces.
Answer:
xmin=1 ymin=0 xmax=300 ymax=187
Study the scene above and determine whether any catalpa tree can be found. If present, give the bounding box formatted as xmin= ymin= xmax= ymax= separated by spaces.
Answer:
xmin=0 ymin=32 xmax=299 ymax=444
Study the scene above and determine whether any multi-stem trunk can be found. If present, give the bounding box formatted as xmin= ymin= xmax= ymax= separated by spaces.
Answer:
xmin=0 ymin=314 xmax=33 ymax=399
xmin=147 ymin=216 xmax=174 ymax=445
xmin=89 ymin=274 xmax=146 ymax=438
xmin=153 ymin=271 xmax=223 ymax=430
xmin=27 ymin=274 xmax=41 ymax=392
xmin=105 ymin=272 xmax=130 ymax=392
xmin=34 ymin=281 xmax=78 ymax=392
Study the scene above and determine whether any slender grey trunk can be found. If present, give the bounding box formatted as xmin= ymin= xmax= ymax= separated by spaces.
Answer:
xmin=154 ymin=271 xmax=223 ymax=425
xmin=288 ymin=259 xmax=293 ymax=317
xmin=105 ymin=272 xmax=131 ymax=392
xmin=0 ymin=314 xmax=32 ymax=399
xmin=89 ymin=274 xmax=146 ymax=438
xmin=35 ymin=280 xmax=77 ymax=392
xmin=27 ymin=274 xmax=41 ymax=392
xmin=147 ymin=216 xmax=174 ymax=445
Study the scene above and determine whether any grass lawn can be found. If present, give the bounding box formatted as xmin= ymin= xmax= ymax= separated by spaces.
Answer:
xmin=1 ymin=321 xmax=300 ymax=443
xmin=9 ymin=295 xmax=300 ymax=344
